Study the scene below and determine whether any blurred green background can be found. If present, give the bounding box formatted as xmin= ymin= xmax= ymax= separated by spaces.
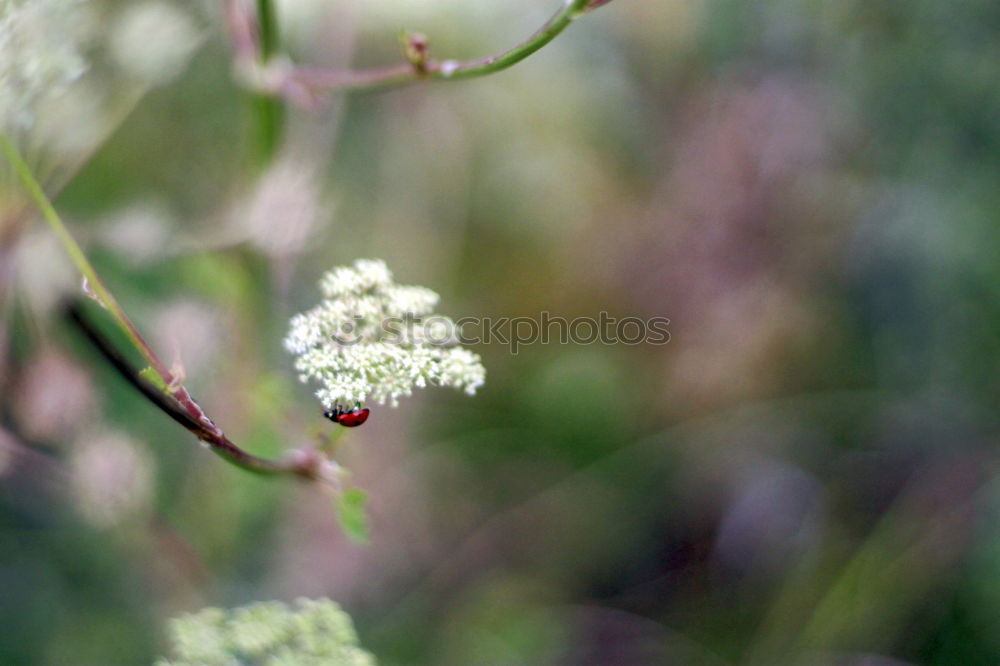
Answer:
xmin=2 ymin=0 xmax=1000 ymax=663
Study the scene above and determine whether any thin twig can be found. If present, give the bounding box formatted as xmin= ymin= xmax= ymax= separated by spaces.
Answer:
xmin=247 ymin=0 xmax=599 ymax=101
xmin=0 ymin=134 xmax=217 ymax=431
xmin=1 ymin=135 xmax=163 ymax=380
xmin=66 ymin=301 xmax=326 ymax=479
xmin=2 ymin=136 xmax=326 ymax=480
xmin=64 ymin=302 xmax=214 ymax=439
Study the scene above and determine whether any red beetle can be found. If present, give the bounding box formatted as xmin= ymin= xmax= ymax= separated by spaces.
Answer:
xmin=324 ymin=405 xmax=370 ymax=428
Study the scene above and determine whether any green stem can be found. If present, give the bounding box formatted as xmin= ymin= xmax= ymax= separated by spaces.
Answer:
xmin=256 ymin=0 xmax=278 ymax=58
xmin=292 ymin=0 xmax=593 ymax=92
xmin=0 ymin=134 xmax=169 ymax=387
xmin=3 ymin=135 xmax=219 ymax=440
xmin=429 ymin=0 xmax=591 ymax=81
xmin=65 ymin=301 xmax=306 ymax=477
xmin=3 ymin=136 xmax=324 ymax=479
xmin=253 ymin=0 xmax=284 ymax=164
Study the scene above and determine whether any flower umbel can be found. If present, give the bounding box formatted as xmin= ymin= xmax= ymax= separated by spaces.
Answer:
xmin=0 ymin=0 xmax=91 ymax=133
xmin=157 ymin=598 xmax=376 ymax=665
xmin=285 ymin=259 xmax=485 ymax=408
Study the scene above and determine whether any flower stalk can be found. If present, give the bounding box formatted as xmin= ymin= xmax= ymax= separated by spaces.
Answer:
xmin=237 ymin=0 xmax=597 ymax=100
xmin=2 ymin=134 xmax=325 ymax=479
xmin=1 ymin=134 xmax=166 ymax=386
xmin=248 ymin=0 xmax=285 ymax=163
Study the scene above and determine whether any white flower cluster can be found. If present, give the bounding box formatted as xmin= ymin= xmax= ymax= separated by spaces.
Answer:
xmin=110 ymin=1 xmax=202 ymax=87
xmin=285 ymin=259 xmax=486 ymax=408
xmin=0 ymin=0 xmax=91 ymax=132
xmin=157 ymin=598 xmax=375 ymax=666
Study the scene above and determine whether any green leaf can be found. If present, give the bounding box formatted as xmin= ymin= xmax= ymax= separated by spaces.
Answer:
xmin=337 ymin=489 xmax=370 ymax=545
xmin=139 ymin=366 xmax=169 ymax=392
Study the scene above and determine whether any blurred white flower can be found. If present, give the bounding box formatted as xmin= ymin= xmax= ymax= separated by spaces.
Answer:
xmin=69 ymin=430 xmax=154 ymax=528
xmin=14 ymin=347 xmax=95 ymax=442
xmin=100 ymin=199 xmax=174 ymax=264
xmin=110 ymin=0 xmax=202 ymax=86
xmin=234 ymin=157 xmax=324 ymax=258
xmin=11 ymin=229 xmax=77 ymax=312
xmin=0 ymin=0 xmax=92 ymax=132
xmin=158 ymin=598 xmax=375 ymax=665
xmin=30 ymin=80 xmax=106 ymax=163
xmin=285 ymin=259 xmax=485 ymax=408
xmin=151 ymin=299 xmax=223 ymax=372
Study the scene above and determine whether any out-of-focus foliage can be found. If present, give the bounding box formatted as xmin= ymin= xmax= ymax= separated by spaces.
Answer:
xmin=2 ymin=0 xmax=1000 ymax=664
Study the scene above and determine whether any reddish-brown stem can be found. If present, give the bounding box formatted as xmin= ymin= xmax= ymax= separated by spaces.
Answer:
xmin=66 ymin=301 xmax=326 ymax=479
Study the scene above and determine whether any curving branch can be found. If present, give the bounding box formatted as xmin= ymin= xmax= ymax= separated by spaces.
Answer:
xmin=65 ymin=302 xmax=329 ymax=479
xmin=2 ymin=135 xmax=331 ymax=481
xmin=2 ymin=134 xmax=230 ymax=435
xmin=234 ymin=0 xmax=610 ymax=104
